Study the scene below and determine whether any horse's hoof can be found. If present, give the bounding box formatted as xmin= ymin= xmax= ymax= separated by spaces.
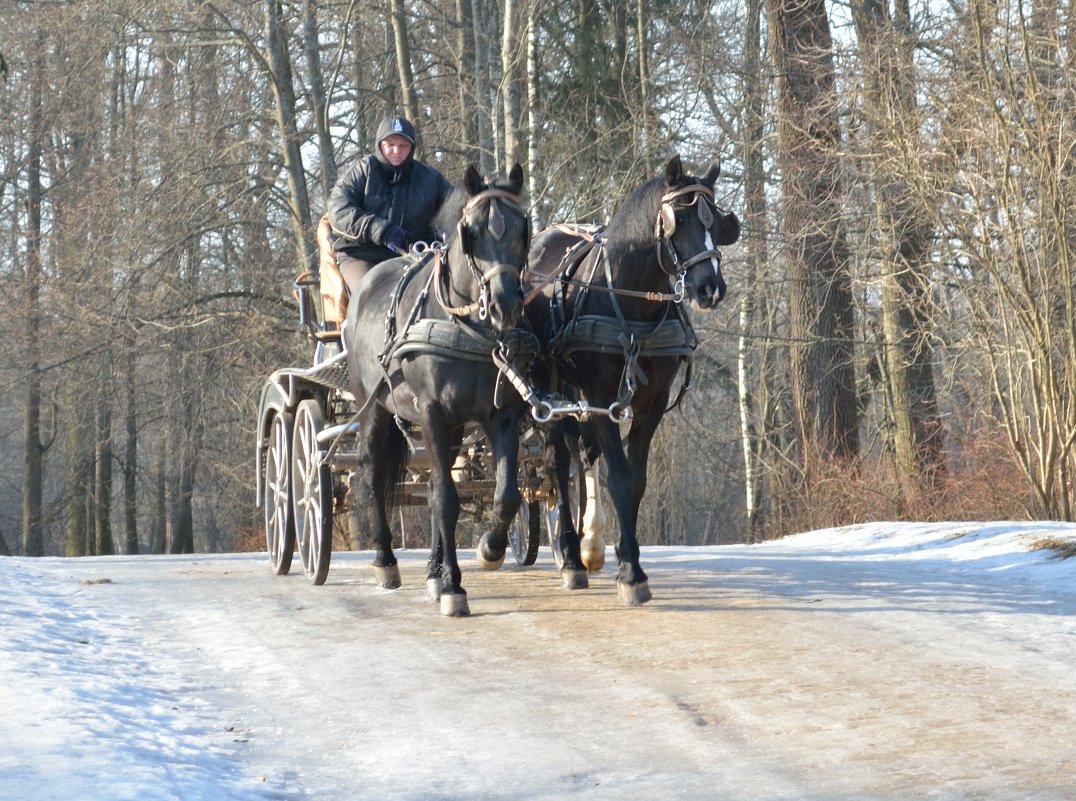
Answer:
xmin=476 ymin=545 xmax=506 ymax=571
xmin=374 ymin=564 xmax=401 ymax=589
xmin=440 ymin=592 xmax=470 ymax=617
xmin=561 ymin=568 xmax=589 ymax=590
xmin=580 ymin=541 xmax=606 ymax=573
xmin=426 ymin=578 xmax=442 ymax=602
xmin=617 ymin=579 xmax=651 ymax=606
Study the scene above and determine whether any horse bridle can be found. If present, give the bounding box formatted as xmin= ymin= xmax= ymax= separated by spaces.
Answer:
xmin=654 ymin=184 xmax=725 ymax=279
xmin=436 ymin=187 xmax=527 ymax=320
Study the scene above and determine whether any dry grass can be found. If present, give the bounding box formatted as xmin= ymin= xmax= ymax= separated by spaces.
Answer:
xmin=1029 ymin=537 xmax=1076 ymax=560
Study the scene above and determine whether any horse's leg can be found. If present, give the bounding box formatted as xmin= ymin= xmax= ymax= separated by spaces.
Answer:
xmin=591 ymin=416 xmax=651 ymax=605
xmin=578 ymin=439 xmax=610 ymax=573
xmin=365 ymin=406 xmax=402 ymax=589
xmin=613 ymin=398 xmax=668 ymax=604
xmin=477 ymin=409 xmax=523 ymax=570
xmin=548 ymin=423 xmax=588 ymax=589
xmin=421 ymin=406 xmax=469 ymax=616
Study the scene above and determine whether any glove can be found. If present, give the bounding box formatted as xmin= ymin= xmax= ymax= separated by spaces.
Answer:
xmin=385 ymin=225 xmax=409 ymax=255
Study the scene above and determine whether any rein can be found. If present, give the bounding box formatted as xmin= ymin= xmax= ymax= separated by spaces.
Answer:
xmin=524 ymin=224 xmax=687 ymax=305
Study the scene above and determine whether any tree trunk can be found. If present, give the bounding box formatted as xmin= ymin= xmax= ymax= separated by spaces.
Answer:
xmin=767 ymin=0 xmax=859 ymax=464
xmin=738 ymin=0 xmax=769 ymax=541
xmin=21 ymin=42 xmax=45 ymax=557
xmin=301 ymin=0 xmax=337 ymax=198
xmin=148 ymin=440 xmax=166 ymax=555
xmin=264 ymin=0 xmax=316 ymax=273
xmin=525 ymin=1 xmax=542 ymax=221
xmin=65 ymin=378 xmax=92 ymax=556
xmin=634 ymin=0 xmax=651 ymax=153
xmin=852 ymin=0 xmax=945 ymax=504
xmin=500 ymin=0 xmax=523 ymax=170
xmin=470 ymin=0 xmax=495 ymax=173
xmin=456 ymin=0 xmax=480 ymax=165
xmin=388 ymin=0 xmax=418 ymax=122
xmin=94 ymin=395 xmax=114 ymax=556
xmin=123 ymin=346 xmax=139 ymax=555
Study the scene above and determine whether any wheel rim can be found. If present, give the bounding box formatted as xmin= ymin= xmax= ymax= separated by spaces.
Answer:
xmin=510 ymin=499 xmax=540 ymax=565
xmin=545 ymin=462 xmax=582 ymax=569
xmin=263 ymin=412 xmax=294 ymax=575
xmin=293 ymin=399 xmax=332 ymax=584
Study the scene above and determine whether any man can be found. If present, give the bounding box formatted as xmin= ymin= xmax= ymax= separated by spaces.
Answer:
xmin=326 ymin=114 xmax=452 ymax=290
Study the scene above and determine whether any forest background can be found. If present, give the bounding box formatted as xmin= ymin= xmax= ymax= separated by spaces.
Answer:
xmin=1 ymin=0 xmax=1073 ymax=557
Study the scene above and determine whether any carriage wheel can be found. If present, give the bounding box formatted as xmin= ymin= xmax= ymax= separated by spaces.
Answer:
xmin=509 ymin=499 xmax=541 ymax=566
xmin=544 ymin=458 xmax=584 ymax=569
xmin=292 ymin=398 xmax=333 ymax=585
xmin=263 ymin=410 xmax=295 ymax=575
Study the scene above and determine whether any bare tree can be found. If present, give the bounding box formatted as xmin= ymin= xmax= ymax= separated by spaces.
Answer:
xmin=264 ymin=0 xmax=316 ymax=274
xmin=389 ymin=0 xmax=418 ymax=121
xmin=851 ymin=0 xmax=945 ymax=505
xmin=21 ymin=37 xmax=48 ymax=557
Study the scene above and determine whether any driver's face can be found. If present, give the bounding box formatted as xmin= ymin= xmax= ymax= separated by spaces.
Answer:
xmin=380 ymin=135 xmax=413 ymax=167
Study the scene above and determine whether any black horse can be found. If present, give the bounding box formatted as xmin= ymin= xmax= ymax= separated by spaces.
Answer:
xmin=525 ymin=155 xmax=740 ymax=604
xmin=344 ymin=164 xmax=532 ymax=616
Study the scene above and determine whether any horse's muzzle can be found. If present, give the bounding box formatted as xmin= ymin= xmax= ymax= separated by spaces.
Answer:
xmin=488 ymin=285 xmax=524 ymax=331
xmin=693 ymin=270 xmax=727 ymax=310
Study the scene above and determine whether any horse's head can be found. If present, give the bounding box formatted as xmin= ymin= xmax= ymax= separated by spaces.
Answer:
xmin=655 ymin=155 xmax=740 ymax=310
xmin=441 ymin=163 xmax=529 ymax=332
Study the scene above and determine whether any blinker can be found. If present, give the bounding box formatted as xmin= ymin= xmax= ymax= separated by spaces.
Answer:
xmin=698 ymin=198 xmax=713 ymax=229
xmin=488 ymin=200 xmax=506 ymax=241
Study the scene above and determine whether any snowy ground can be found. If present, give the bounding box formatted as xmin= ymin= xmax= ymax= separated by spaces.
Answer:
xmin=2 ymin=521 xmax=1076 ymax=801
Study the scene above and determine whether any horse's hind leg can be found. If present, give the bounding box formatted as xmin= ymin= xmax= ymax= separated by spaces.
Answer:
xmin=477 ymin=411 xmax=523 ymax=570
xmin=365 ymin=406 xmax=402 ymax=589
xmin=548 ymin=423 xmax=588 ymax=589
xmin=578 ymin=438 xmax=610 ymax=573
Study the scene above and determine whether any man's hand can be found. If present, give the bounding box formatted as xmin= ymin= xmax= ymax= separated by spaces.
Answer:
xmin=385 ymin=225 xmax=409 ymax=255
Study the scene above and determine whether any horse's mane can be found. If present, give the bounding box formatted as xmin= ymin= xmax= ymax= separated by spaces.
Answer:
xmin=604 ymin=167 xmax=713 ymax=273
xmin=433 ymin=184 xmax=470 ymax=243
xmin=434 ymin=173 xmax=523 ymax=243
xmin=605 ymin=174 xmax=667 ymax=270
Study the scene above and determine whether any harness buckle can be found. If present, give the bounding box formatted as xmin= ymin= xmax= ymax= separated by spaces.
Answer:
xmin=673 ymin=272 xmax=687 ymax=304
xmin=478 ymin=284 xmax=490 ymax=321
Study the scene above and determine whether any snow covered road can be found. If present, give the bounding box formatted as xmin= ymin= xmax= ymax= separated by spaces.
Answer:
xmin=2 ymin=521 xmax=1075 ymax=800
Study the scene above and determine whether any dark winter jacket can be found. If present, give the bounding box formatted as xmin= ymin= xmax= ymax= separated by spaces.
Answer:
xmin=326 ymin=121 xmax=451 ymax=262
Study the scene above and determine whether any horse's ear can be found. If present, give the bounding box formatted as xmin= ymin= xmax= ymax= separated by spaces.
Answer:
xmin=702 ymin=161 xmax=721 ymax=188
xmin=508 ymin=162 xmax=524 ymax=194
xmin=664 ymin=154 xmax=684 ymax=186
xmin=464 ymin=164 xmax=484 ymax=196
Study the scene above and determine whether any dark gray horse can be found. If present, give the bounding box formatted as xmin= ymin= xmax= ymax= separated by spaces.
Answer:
xmin=344 ymin=164 xmax=532 ymax=616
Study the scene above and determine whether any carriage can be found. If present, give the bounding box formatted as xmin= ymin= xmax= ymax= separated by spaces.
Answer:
xmin=254 ymin=157 xmax=739 ymax=614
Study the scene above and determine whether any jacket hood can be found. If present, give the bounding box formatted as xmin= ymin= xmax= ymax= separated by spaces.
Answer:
xmin=374 ymin=115 xmax=417 ymax=179
xmin=376 ymin=115 xmax=417 ymax=147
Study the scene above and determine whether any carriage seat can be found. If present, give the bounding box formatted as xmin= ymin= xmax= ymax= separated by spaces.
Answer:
xmin=292 ymin=214 xmax=348 ymax=344
xmin=316 ymin=213 xmax=349 ymax=324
